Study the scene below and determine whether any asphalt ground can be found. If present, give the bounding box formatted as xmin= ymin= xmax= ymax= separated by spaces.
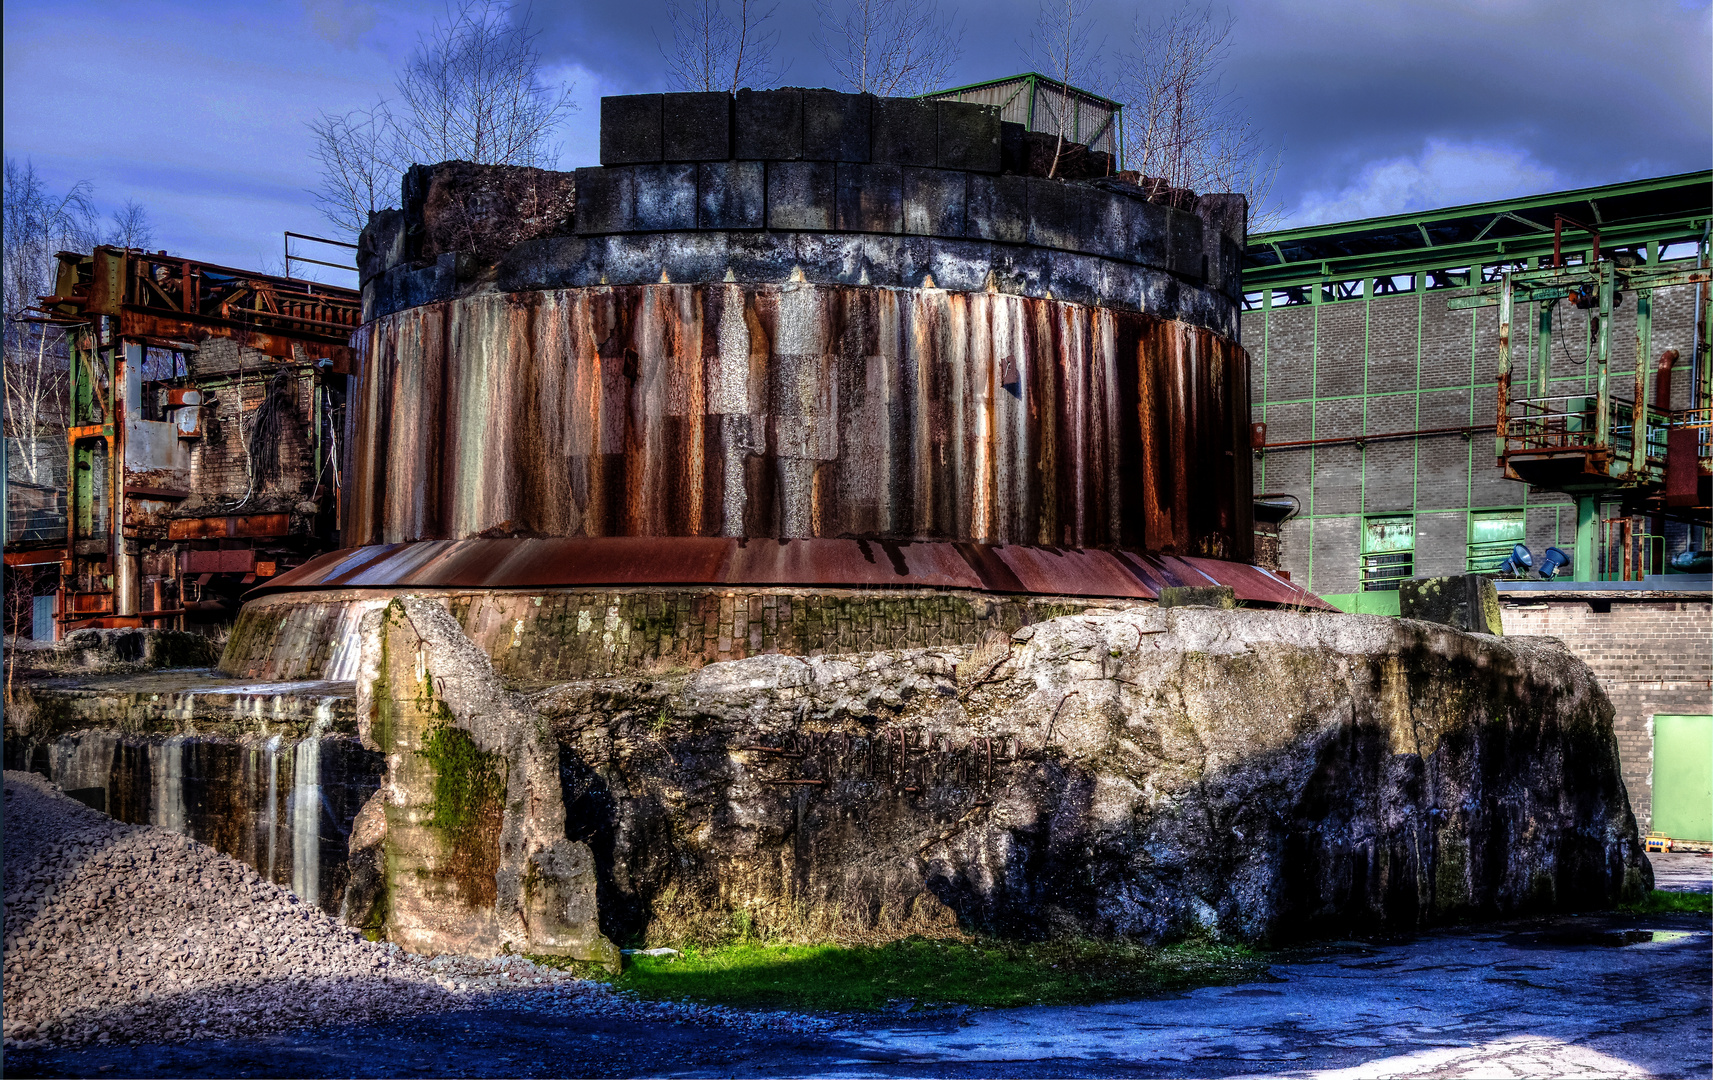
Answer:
xmin=6 ymin=900 xmax=1707 ymax=1079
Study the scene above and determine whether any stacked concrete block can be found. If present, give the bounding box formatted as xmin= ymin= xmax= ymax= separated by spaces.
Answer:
xmin=370 ymin=89 xmax=1248 ymax=331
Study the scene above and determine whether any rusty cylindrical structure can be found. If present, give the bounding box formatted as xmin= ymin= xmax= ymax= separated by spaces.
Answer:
xmin=227 ymin=90 xmax=1318 ymax=682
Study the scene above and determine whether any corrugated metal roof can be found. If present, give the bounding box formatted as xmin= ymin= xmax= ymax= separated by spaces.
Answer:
xmin=924 ymin=73 xmax=1123 ymax=158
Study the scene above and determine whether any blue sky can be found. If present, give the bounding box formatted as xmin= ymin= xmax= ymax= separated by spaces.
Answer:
xmin=4 ymin=0 xmax=1708 ymax=281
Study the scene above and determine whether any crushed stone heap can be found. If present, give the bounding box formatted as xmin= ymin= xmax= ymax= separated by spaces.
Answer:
xmin=1 ymin=772 xmax=586 ymax=1048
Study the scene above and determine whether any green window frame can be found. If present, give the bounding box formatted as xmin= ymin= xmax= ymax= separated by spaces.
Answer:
xmin=1360 ymin=515 xmax=1415 ymax=591
xmin=1467 ymin=509 xmax=1526 ymax=573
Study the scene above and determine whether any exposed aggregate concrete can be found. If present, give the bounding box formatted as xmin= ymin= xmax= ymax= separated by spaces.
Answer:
xmin=1 ymin=771 xmax=832 ymax=1050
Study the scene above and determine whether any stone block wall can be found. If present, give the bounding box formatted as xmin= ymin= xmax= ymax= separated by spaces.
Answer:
xmin=1499 ymin=596 xmax=1712 ymax=830
xmin=221 ymin=587 xmax=1123 ymax=684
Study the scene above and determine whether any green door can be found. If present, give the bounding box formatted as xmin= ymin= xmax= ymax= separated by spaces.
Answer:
xmin=1653 ymin=715 xmax=1712 ymax=843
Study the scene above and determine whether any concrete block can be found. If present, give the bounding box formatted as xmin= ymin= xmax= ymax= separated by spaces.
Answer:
xmin=1000 ymin=121 xmax=1027 ymax=174
xmin=596 ymin=233 xmax=670 ymax=285
xmin=1195 ymin=192 xmax=1247 ymax=249
xmin=966 ymin=174 xmax=1029 ymax=244
xmin=574 ymin=166 xmax=634 ymax=234
xmin=1026 ymin=177 xmax=1083 ymax=252
xmin=793 ymin=232 xmax=867 ymax=284
xmin=496 ymin=235 xmax=597 ymax=292
xmin=357 ymin=208 xmax=404 ymax=286
xmin=860 ymin=236 xmax=906 ymax=286
xmin=662 ymin=92 xmax=731 ymax=161
xmin=1400 ymin=575 xmax=1505 ymax=635
xmin=633 ymin=163 xmax=697 ymax=231
xmin=927 ymin=240 xmax=994 ymax=293
xmin=698 ymin=161 xmax=764 ymax=229
xmin=600 ymin=95 xmax=663 ymax=165
xmin=1045 ymin=250 xmax=1099 ymax=307
xmin=987 ymin=242 xmax=1052 ymax=297
xmin=766 ymin=161 xmax=836 ymax=230
xmin=937 ymin=101 xmax=1002 ymax=172
xmin=871 ymin=96 xmax=937 ymax=167
xmin=1159 ymin=586 xmax=1236 ymax=609
xmin=903 ymin=168 xmax=966 ymax=237
xmin=1085 ymin=192 xmax=1138 ymax=264
xmin=735 ymin=89 xmax=802 ymax=160
xmin=803 ymin=90 xmax=870 ymax=161
xmin=835 ymin=163 xmax=902 ymax=234
xmin=1166 ymin=208 xmax=1206 ymax=280
xmin=1128 ymin=199 xmax=1171 ymax=271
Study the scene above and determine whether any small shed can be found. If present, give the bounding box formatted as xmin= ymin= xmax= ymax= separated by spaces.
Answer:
xmin=922 ymin=73 xmax=1124 ymax=159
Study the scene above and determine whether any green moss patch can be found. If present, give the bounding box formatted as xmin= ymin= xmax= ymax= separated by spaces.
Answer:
xmin=1620 ymin=890 xmax=1712 ymax=915
xmin=547 ymin=937 xmax=1270 ymax=1012
xmin=421 ymin=720 xmax=507 ymax=907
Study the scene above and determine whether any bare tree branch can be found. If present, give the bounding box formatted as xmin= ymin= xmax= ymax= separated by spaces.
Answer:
xmin=3 ymin=158 xmax=95 ymax=492
xmin=1027 ymin=0 xmax=1103 ymax=179
xmin=309 ymin=101 xmax=404 ymax=237
xmin=660 ymin=0 xmax=783 ymax=93
xmin=106 ymin=200 xmax=156 ymax=251
xmin=814 ymin=0 xmax=963 ymax=97
xmin=1117 ymin=4 xmax=1283 ymax=227
xmin=309 ymin=0 xmax=577 ymax=237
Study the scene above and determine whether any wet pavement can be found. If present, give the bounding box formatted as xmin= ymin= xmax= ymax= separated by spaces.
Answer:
xmin=9 ymin=856 xmax=1710 ymax=1079
xmin=9 ymin=910 xmax=1706 ymax=1079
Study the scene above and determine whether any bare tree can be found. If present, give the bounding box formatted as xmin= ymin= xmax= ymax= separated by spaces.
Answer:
xmin=2 ymin=159 xmax=96 ymax=490
xmin=309 ymin=102 xmax=403 ymax=237
xmin=309 ymin=0 xmax=576 ymax=236
xmin=1118 ymin=5 xmax=1282 ymax=227
xmin=1027 ymin=0 xmax=1104 ymax=179
xmin=106 ymin=200 xmax=156 ymax=251
xmin=813 ymin=0 xmax=962 ymax=97
xmin=660 ymin=0 xmax=784 ymax=93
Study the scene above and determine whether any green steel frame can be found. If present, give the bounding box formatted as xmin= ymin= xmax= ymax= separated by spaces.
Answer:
xmin=1246 ymin=172 xmax=1713 ymax=604
xmin=1248 ymin=171 xmax=1711 ymax=292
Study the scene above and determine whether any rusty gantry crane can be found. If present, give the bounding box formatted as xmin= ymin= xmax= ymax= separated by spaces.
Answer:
xmin=1451 ymin=219 xmax=1712 ymax=580
xmin=26 ymin=246 xmax=360 ymax=634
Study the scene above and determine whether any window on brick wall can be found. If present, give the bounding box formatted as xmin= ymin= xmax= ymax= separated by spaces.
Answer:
xmin=1467 ymin=509 xmax=1526 ymax=573
xmin=1360 ymin=514 xmax=1415 ymax=591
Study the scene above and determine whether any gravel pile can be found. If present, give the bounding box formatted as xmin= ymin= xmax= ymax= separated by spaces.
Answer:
xmin=2 ymin=771 xmax=834 ymax=1049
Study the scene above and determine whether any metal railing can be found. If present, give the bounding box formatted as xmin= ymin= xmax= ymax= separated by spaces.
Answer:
xmin=1502 ymin=394 xmax=1670 ymax=466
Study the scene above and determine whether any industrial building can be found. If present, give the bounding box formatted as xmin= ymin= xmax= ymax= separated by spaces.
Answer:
xmin=1244 ymin=171 xmax=1712 ymax=838
xmin=4 ymin=248 xmax=359 ymax=637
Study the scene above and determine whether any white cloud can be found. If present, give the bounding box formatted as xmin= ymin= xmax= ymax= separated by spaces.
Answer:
xmin=1286 ymin=139 xmax=1562 ymax=227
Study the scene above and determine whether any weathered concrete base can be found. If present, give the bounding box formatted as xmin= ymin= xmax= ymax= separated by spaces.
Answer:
xmin=356 ymin=598 xmax=619 ymax=967
xmin=8 ymin=600 xmax=1649 ymax=960
xmin=350 ymin=601 xmax=1647 ymax=949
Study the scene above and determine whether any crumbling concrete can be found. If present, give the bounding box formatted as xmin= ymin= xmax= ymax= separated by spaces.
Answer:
xmin=338 ymin=603 xmax=1648 ymax=951
xmin=355 ymin=597 xmax=618 ymax=967
xmin=1401 ymin=574 xmax=1505 ymax=635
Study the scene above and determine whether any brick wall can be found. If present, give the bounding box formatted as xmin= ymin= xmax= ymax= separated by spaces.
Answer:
xmin=1249 ymin=263 xmax=1704 ymax=600
xmin=1499 ymin=597 xmax=1712 ymax=831
xmin=184 ymin=342 xmax=317 ymax=504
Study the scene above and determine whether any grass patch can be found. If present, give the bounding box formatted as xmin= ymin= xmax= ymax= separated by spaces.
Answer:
xmin=567 ymin=937 xmax=1270 ymax=1012
xmin=1620 ymin=890 xmax=1712 ymax=915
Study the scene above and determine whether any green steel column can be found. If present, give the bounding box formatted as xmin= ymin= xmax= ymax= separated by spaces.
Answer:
xmin=1631 ymin=289 xmax=1652 ymax=476
xmin=1574 ymin=494 xmax=1599 ymax=582
xmin=1536 ymin=298 xmax=1553 ymax=398
xmin=1495 ymin=273 xmax=1513 ymax=461
xmin=1594 ymin=264 xmax=1613 ymax=451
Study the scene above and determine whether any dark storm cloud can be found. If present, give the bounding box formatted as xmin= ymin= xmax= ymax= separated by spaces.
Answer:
xmin=530 ymin=0 xmax=1711 ymax=223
